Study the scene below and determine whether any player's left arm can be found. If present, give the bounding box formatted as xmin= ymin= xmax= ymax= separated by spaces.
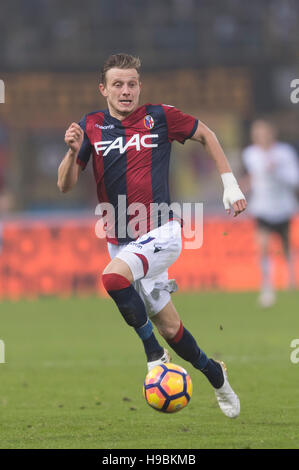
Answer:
xmin=191 ymin=120 xmax=247 ymax=217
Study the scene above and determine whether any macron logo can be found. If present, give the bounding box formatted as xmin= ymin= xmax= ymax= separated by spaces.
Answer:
xmin=94 ymin=134 xmax=158 ymax=156
xmin=95 ymin=124 xmax=115 ymax=129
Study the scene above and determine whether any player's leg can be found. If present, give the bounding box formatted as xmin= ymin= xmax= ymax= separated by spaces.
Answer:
xmin=151 ymin=300 xmax=224 ymax=388
xmin=257 ymin=226 xmax=272 ymax=289
xmin=255 ymin=221 xmax=276 ymax=307
xmin=279 ymin=220 xmax=296 ymax=289
xmin=101 ymin=257 xmax=164 ymax=362
xmin=151 ymin=300 xmax=240 ymax=418
xmin=102 ymin=220 xmax=182 ymax=364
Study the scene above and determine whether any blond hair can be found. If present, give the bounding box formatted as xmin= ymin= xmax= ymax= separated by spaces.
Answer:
xmin=100 ymin=53 xmax=141 ymax=85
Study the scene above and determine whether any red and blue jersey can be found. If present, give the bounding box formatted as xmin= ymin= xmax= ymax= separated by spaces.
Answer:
xmin=77 ymin=103 xmax=198 ymax=244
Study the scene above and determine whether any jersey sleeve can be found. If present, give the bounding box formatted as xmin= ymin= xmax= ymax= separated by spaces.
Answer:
xmin=76 ymin=115 xmax=92 ymax=170
xmin=162 ymin=105 xmax=198 ymax=144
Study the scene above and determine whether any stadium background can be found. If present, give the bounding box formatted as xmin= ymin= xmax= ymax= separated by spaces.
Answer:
xmin=1 ymin=0 xmax=299 ymax=452
xmin=1 ymin=0 xmax=299 ymax=298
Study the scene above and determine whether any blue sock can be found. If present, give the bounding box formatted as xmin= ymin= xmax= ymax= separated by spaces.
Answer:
xmin=167 ymin=323 xmax=224 ymax=388
xmin=135 ymin=320 xmax=164 ymax=361
xmin=103 ymin=275 xmax=163 ymax=362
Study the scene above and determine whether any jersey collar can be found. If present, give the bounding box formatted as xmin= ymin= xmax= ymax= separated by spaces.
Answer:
xmin=104 ymin=104 xmax=149 ymax=125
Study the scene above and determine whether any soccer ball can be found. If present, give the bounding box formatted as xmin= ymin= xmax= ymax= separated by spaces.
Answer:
xmin=143 ymin=363 xmax=192 ymax=413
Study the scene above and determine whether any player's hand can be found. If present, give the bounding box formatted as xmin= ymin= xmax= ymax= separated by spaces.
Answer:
xmin=65 ymin=123 xmax=84 ymax=154
xmin=223 ymin=187 xmax=247 ymax=217
xmin=221 ymin=173 xmax=247 ymax=217
xmin=226 ymin=197 xmax=247 ymax=217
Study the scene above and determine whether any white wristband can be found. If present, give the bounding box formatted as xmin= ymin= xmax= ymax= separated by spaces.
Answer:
xmin=221 ymin=172 xmax=238 ymax=189
xmin=221 ymin=172 xmax=245 ymax=210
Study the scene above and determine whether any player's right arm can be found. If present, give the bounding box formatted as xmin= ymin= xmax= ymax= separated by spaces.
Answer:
xmin=57 ymin=123 xmax=84 ymax=193
xmin=162 ymin=104 xmax=246 ymax=217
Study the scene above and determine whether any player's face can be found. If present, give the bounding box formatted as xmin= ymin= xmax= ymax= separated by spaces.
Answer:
xmin=99 ymin=68 xmax=141 ymax=119
xmin=250 ymin=121 xmax=276 ymax=149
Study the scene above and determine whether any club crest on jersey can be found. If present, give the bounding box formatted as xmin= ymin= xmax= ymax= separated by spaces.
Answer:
xmin=144 ymin=115 xmax=154 ymax=129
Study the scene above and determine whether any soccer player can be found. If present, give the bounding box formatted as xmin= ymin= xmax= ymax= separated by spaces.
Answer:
xmin=58 ymin=53 xmax=246 ymax=418
xmin=242 ymin=119 xmax=299 ymax=307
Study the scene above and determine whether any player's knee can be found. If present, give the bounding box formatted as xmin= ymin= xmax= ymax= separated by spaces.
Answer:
xmin=101 ymin=272 xmax=131 ymax=292
xmin=158 ymin=319 xmax=182 ymax=341
xmin=103 ymin=258 xmax=134 ymax=283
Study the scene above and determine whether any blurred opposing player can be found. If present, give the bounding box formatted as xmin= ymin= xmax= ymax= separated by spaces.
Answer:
xmin=58 ymin=53 xmax=246 ymax=418
xmin=242 ymin=119 xmax=299 ymax=307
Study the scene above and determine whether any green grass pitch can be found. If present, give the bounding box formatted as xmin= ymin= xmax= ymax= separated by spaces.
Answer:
xmin=1 ymin=291 xmax=299 ymax=449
